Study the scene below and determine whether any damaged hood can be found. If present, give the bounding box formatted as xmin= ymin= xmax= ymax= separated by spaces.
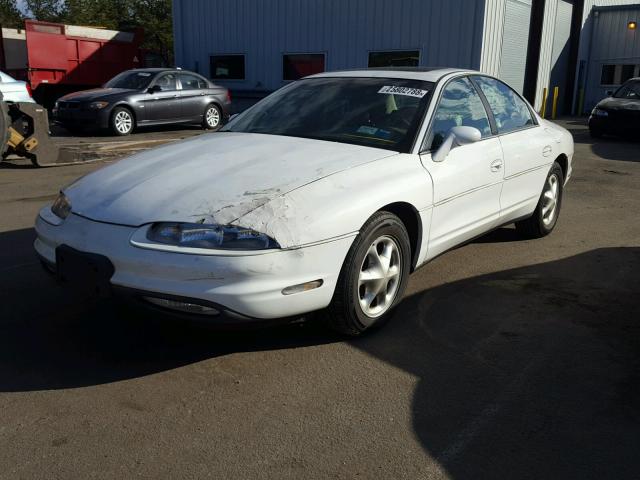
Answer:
xmin=64 ymin=132 xmax=397 ymax=226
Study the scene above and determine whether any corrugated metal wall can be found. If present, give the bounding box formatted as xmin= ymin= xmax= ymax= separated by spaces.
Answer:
xmin=531 ymin=0 xmax=638 ymax=114
xmin=583 ymin=4 xmax=640 ymax=110
xmin=572 ymin=0 xmax=639 ymax=112
xmin=172 ymin=0 xmax=486 ymax=91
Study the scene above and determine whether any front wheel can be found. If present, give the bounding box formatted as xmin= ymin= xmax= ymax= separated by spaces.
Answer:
xmin=325 ymin=211 xmax=411 ymax=336
xmin=515 ymin=162 xmax=564 ymax=239
xmin=110 ymin=107 xmax=134 ymax=136
xmin=203 ymin=104 xmax=222 ymax=130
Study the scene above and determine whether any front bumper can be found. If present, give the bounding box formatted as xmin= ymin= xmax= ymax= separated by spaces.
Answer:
xmin=53 ymin=107 xmax=111 ymax=129
xmin=34 ymin=208 xmax=353 ymax=320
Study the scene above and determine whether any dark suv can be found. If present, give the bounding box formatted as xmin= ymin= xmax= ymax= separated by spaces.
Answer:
xmin=53 ymin=68 xmax=231 ymax=135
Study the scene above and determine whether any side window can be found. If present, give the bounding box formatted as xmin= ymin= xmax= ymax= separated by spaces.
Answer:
xmin=474 ymin=76 xmax=534 ymax=134
xmin=429 ymin=77 xmax=492 ymax=150
xmin=621 ymin=81 xmax=640 ymax=99
xmin=179 ymin=73 xmax=202 ymax=90
xmin=155 ymin=73 xmax=177 ymax=91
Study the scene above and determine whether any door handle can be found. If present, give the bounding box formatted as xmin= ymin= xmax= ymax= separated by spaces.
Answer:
xmin=173 ymin=94 xmax=179 ymax=98
xmin=542 ymin=145 xmax=553 ymax=157
xmin=490 ymin=159 xmax=503 ymax=172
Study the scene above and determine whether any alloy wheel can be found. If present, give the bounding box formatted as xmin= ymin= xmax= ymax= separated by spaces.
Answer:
xmin=542 ymin=173 xmax=560 ymax=226
xmin=114 ymin=111 xmax=132 ymax=134
xmin=357 ymin=235 xmax=402 ymax=321
xmin=206 ymin=107 xmax=220 ymax=128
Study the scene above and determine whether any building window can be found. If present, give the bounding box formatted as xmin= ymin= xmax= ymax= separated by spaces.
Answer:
xmin=368 ymin=50 xmax=420 ymax=68
xmin=600 ymin=64 xmax=616 ymax=85
xmin=210 ymin=55 xmax=245 ymax=80
xmin=283 ymin=54 xmax=325 ymax=81
xmin=621 ymin=64 xmax=637 ymax=84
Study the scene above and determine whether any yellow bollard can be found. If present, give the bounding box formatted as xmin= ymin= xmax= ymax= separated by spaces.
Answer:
xmin=541 ymin=88 xmax=548 ymax=118
xmin=552 ymin=86 xmax=559 ymax=120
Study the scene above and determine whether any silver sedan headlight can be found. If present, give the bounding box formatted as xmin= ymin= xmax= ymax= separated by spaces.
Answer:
xmin=146 ymin=222 xmax=280 ymax=250
xmin=51 ymin=192 xmax=72 ymax=219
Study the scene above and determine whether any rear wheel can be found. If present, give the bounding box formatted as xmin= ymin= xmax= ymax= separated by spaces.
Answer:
xmin=203 ymin=104 xmax=222 ymax=130
xmin=325 ymin=211 xmax=411 ymax=336
xmin=110 ymin=107 xmax=134 ymax=136
xmin=515 ymin=162 xmax=564 ymax=239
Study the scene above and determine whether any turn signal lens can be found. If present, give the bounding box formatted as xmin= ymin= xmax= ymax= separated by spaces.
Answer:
xmin=282 ymin=279 xmax=323 ymax=295
xmin=89 ymin=101 xmax=109 ymax=109
xmin=143 ymin=297 xmax=220 ymax=316
xmin=51 ymin=193 xmax=71 ymax=220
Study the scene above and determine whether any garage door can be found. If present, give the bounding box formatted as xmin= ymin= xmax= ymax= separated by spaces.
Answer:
xmin=499 ymin=0 xmax=532 ymax=95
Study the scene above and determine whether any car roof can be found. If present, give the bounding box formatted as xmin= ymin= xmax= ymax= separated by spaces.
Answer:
xmin=308 ymin=67 xmax=473 ymax=82
xmin=126 ymin=68 xmax=201 ymax=75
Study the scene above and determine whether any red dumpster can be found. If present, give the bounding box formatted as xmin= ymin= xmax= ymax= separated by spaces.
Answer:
xmin=0 ymin=20 xmax=144 ymax=107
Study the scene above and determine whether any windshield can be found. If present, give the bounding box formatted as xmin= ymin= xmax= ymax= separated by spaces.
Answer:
xmin=105 ymin=71 xmax=154 ymax=90
xmin=223 ymin=77 xmax=434 ymax=152
xmin=614 ymin=80 xmax=640 ymax=99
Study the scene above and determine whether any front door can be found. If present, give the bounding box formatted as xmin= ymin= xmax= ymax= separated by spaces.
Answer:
xmin=420 ymin=77 xmax=504 ymax=260
xmin=145 ymin=73 xmax=181 ymax=122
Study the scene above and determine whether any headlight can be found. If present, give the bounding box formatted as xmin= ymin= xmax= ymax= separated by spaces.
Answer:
xmin=146 ymin=222 xmax=280 ymax=250
xmin=51 ymin=193 xmax=71 ymax=220
xmin=592 ymin=108 xmax=608 ymax=117
xmin=88 ymin=101 xmax=109 ymax=110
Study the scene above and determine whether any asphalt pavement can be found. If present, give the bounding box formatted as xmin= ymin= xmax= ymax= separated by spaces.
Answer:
xmin=0 ymin=119 xmax=638 ymax=479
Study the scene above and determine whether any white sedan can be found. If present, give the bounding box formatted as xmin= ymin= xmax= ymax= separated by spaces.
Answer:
xmin=35 ymin=68 xmax=573 ymax=335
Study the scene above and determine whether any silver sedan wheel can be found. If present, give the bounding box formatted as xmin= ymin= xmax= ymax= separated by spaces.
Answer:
xmin=358 ymin=235 xmax=402 ymax=321
xmin=542 ymin=173 xmax=560 ymax=226
xmin=114 ymin=110 xmax=133 ymax=134
xmin=206 ymin=106 xmax=220 ymax=128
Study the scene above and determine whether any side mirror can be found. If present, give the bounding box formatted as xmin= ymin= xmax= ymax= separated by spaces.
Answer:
xmin=606 ymin=90 xmax=614 ymax=96
xmin=147 ymin=85 xmax=162 ymax=94
xmin=432 ymin=126 xmax=482 ymax=163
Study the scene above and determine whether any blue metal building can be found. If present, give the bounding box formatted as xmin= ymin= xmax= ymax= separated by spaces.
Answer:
xmin=172 ymin=0 xmax=639 ymax=114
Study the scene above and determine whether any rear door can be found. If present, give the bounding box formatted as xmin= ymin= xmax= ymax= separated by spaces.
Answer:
xmin=420 ymin=76 xmax=504 ymax=259
xmin=178 ymin=73 xmax=209 ymax=121
xmin=472 ymin=75 xmax=552 ymax=221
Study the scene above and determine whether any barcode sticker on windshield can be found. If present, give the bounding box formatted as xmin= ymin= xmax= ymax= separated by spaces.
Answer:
xmin=378 ymin=86 xmax=428 ymax=98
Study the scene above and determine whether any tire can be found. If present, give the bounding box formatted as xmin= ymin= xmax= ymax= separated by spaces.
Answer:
xmin=325 ymin=211 xmax=411 ymax=336
xmin=203 ymin=104 xmax=222 ymax=130
xmin=110 ymin=107 xmax=134 ymax=136
xmin=515 ymin=162 xmax=564 ymax=239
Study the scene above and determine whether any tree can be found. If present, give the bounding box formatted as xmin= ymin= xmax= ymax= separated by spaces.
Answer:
xmin=24 ymin=0 xmax=65 ymax=22
xmin=130 ymin=0 xmax=173 ymax=65
xmin=0 ymin=0 xmax=24 ymax=28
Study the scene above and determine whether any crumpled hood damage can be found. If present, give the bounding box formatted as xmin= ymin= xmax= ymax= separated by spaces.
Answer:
xmin=64 ymin=132 xmax=396 ymax=227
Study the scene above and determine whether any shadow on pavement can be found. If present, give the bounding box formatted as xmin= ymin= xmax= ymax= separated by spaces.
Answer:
xmin=352 ymin=246 xmax=640 ymax=479
xmin=1 ymin=226 xmax=639 ymax=477
xmin=560 ymin=118 xmax=640 ymax=162
xmin=0 ymin=228 xmax=338 ymax=392
xmin=49 ymin=123 xmax=205 ymax=138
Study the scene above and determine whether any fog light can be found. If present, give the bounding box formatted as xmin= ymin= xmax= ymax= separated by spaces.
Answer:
xmin=143 ymin=297 xmax=219 ymax=315
xmin=282 ymin=279 xmax=323 ymax=295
